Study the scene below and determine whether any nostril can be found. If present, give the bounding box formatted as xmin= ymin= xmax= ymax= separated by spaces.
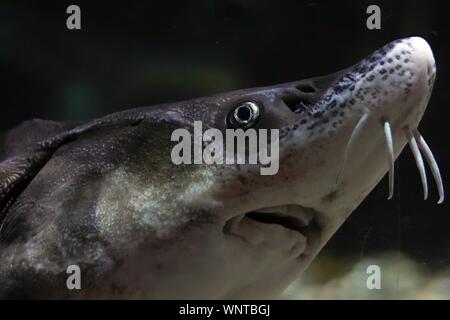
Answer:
xmin=297 ymin=84 xmax=316 ymax=93
xmin=283 ymin=95 xmax=312 ymax=114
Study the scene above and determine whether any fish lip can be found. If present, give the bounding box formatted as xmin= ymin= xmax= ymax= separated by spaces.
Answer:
xmin=246 ymin=204 xmax=313 ymax=230
xmin=224 ymin=204 xmax=322 ymax=257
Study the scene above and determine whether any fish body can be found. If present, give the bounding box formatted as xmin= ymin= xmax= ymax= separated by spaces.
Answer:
xmin=0 ymin=37 xmax=443 ymax=298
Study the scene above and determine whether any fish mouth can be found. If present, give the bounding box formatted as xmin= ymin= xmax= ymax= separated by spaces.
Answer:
xmin=224 ymin=205 xmax=322 ymax=258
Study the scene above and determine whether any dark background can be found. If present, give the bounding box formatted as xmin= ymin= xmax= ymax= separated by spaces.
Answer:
xmin=0 ymin=1 xmax=448 ymax=269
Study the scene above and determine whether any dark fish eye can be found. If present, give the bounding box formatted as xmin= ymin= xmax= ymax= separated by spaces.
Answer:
xmin=227 ymin=102 xmax=261 ymax=128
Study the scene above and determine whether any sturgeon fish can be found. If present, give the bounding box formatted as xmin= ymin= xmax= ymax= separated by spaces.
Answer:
xmin=0 ymin=37 xmax=444 ymax=298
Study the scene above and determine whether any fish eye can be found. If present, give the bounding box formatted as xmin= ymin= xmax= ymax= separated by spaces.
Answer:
xmin=227 ymin=101 xmax=261 ymax=128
